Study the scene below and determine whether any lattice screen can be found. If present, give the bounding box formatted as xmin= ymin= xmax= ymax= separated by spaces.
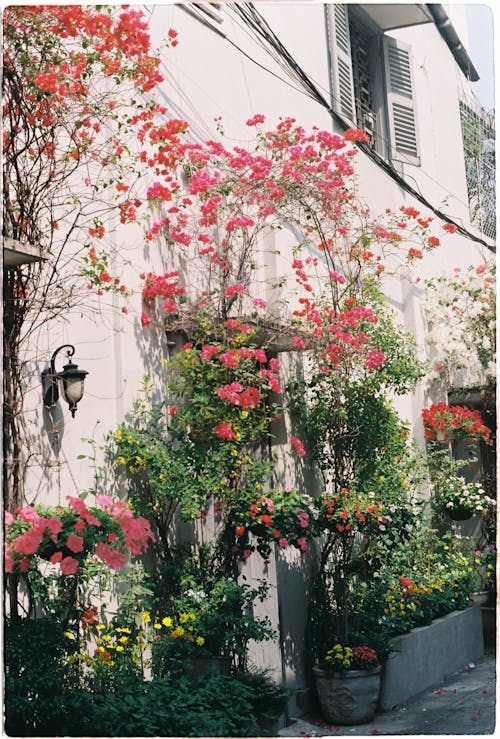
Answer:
xmin=459 ymin=101 xmax=496 ymax=241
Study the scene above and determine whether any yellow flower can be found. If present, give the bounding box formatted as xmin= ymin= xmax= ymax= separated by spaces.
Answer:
xmin=119 ymin=636 xmax=129 ymax=644
xmin=162 ymin=617 xmax=173 ymax=627
xmin=142 ymin=611 xmax=151 ymax=623
xmin=114 ymin=430 xmax=123 ymax=440
xmin=64 ymin=631 xmax=75 ymax=640
xmin=116 ymin=646 xmax=124 ymax=652
xmin=154 ymin=623 xmax=162 ymax=630
xmin=196 ymin=636 xmax=205 ymax=646
xmin=117 ymin=456 xmax=127 ymax=465
xmin=179 ymin=613 xmax=189 ymax=623
xmin=97 ymin=624 xmax=106 ymax=630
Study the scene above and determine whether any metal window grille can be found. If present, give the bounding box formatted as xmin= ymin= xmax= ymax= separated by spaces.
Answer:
xmin=459 ymin=101 xmax=496 ymax=240
xmin=349 ymin=15 xmax=377 ymax=148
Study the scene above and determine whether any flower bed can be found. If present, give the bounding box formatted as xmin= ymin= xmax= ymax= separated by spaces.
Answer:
xmin=379 ymin=605 xmax=484 ymax=711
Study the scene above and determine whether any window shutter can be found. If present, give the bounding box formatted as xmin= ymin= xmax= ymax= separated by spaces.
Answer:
xmin=383 ymin=36 xmax=420 ymax=164
xmin=325 ymin=4 xmax=356 ymax=123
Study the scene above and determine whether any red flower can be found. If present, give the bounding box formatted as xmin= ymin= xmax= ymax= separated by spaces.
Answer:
xmin=213 ymin=422 xmax=235 ymax=440
xmin=239 ymin=387 xmax=261 ymax=409
xmin=290 ymin=437 xmax=306 ymax=457
xmin=81 ymin=605 xmax=99 ymax=625
xmin=246 ymin=114 xmax=265 ymax=126
xmin=66 ymin=534 xmax=84 ymax=553
xmin=344 ymin=128 xmax=370 ymax=142
xmin=60 ymin=556 xmax=79 ymax=575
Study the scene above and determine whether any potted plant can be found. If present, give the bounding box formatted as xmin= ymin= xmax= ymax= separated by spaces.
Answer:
xmin=427 ymin=448 xmax=496 ymax=520
xmin=422 ymin=402 xmax=492 ymax=444
xmin=235 ymin=667 xmax=291 ymax=735
xmin=434 ymin=478 xmax=495 ymax=520
xmin=151 ymin=576 xmax=274 ymax=677
xmin=474 ymin=545 xmax=497 ymax=606
xmin=313 ymin=643 xmax=381 ymax=725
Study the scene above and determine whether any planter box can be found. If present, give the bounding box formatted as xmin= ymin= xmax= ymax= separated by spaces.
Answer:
xmin=380 ymin=606 xmax=484 ymax=711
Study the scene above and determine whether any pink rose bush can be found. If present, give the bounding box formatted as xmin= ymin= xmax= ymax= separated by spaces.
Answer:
xmin=4 ymin=493 xmax=155 ymax=576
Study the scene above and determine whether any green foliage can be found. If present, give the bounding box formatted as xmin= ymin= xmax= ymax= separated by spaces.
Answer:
xmin=150 ymin=550 xmax=274 ymax=673
xmin=82 ymin=674 xmax=260 ymax=737
xmin=351 ymin=530 xmax=479 ymax=639
xmin=291 ymin=369 xmax=425 ymax=499
xmin=4 ymin=619 xmax=79 ymax=736
xmin=235 ymin=666 xmax=291 ymax=721
xmin=362 ymin=305 xmax=427 ymax=395
xmin=5 ymin=642 xmax=261 ymax=737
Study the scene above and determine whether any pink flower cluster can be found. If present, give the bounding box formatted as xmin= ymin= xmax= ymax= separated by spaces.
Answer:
xmin=4 ymin=494 xmax=155 ymax=577
xmin=225 ymin=284 xmax=245 ymax=298
xmin=94 ymin=494 xmax=155 ymax=555
xmin=146 ymin=181 xmax=172 ymax=201
xmin=364 ymin=349 xmax=385 ymax=369
xmin=217 ymin=383 xmax=262 ymax=409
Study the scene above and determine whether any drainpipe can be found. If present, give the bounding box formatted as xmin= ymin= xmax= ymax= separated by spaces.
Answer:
xmin=426 ymin=4 xmax=479 ymax=81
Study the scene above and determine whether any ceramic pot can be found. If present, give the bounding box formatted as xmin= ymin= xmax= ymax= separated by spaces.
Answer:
xmin=313 ymin=665 xmax=381 ymax=725
xmin=470 ymin=590 xmax=489 ymax=606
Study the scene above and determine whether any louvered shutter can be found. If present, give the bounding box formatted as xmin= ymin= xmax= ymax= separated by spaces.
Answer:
xmin=383 ymin=36 xmax=420 ymax=164
xmin=325 ymin=4 xmax=356 ymax=124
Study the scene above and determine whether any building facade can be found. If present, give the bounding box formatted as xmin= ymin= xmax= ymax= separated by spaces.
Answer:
xmin=4 ymin=3 xmax=495 ymax=717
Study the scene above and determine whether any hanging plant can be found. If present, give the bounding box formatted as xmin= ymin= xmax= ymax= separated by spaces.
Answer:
xmin=4 ymin=493 xmax=155 ymax=576
xmin=422 ymin=402 xmax=492 ymax=444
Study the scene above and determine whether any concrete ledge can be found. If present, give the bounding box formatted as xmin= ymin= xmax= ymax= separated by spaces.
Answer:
xmin=380 ymin=606 xmax=484 ymax=711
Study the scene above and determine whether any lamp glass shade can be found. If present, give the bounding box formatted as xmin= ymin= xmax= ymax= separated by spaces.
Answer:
xmin=62 ymin=376 xmax=85 ymax=405
xmin=60 ymin=360 xmax=88 ymax=416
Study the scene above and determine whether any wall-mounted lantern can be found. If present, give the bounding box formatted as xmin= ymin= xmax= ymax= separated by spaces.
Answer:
xmin=41 ymin=344 xmax=88 ymax=418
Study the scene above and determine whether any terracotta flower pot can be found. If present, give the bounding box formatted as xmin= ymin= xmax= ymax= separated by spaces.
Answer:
xmin=313 ymin=665 xmax=381 ymax=725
